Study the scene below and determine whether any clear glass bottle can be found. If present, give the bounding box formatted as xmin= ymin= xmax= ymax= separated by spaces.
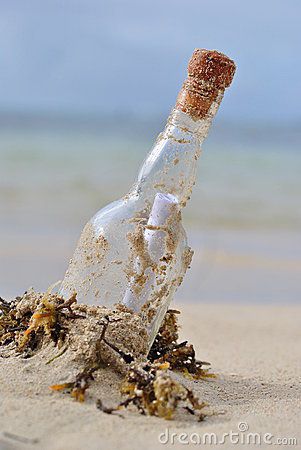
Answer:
xmin=60 ymin=49 xmax=235 ymax=346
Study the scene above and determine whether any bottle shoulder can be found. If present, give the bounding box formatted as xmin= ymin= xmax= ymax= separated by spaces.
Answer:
xmin=135 ymin=124 xmax=200 ymax=206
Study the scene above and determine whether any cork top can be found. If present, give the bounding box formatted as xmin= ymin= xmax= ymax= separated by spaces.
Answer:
xmin=176 ymin=49 xmax=236 ymax=120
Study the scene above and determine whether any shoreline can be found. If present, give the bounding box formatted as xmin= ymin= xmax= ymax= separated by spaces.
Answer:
xmin=1 ymin=227 xmax=300 ymax=304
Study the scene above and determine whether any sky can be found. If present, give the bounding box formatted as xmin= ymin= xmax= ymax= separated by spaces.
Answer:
xmin=0 ymin=0 xmax=300 ymax=123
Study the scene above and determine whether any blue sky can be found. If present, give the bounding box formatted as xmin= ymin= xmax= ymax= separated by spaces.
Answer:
xmin=0 ymin=0 xmax=300 ymax=122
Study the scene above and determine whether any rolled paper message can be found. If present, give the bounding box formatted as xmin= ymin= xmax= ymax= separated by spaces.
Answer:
xmin=123 ymin=193 xmax=179 ymax=312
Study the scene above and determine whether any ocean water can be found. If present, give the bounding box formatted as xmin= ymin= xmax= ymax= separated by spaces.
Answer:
xmin=0 ymin=117 xmax=300 ymax=302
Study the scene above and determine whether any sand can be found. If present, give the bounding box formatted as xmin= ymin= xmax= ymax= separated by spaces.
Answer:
xmin=0 ymin=303 xmax=300 ymax=450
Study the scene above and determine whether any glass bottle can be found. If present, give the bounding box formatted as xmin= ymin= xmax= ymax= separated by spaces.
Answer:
xmin=60 ymin=49 xmax=235 ymax=346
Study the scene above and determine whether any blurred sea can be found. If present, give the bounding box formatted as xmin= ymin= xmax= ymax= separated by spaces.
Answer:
xmin=0 ymin=114 xmax=300 ymax=303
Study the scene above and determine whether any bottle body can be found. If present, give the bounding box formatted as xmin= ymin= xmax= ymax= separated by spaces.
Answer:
xmin=60 ymin=110 xmax=201 ymax=342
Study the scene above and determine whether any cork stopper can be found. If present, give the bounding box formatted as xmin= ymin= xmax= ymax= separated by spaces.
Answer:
xmin=176 ymin=49 xmax=236 ymax=120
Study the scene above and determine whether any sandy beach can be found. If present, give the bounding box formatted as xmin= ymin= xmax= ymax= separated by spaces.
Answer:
xmin=0 ymin=302 xmax=300 ymax=450
xmin=1 ymin=131 xmax=300 ymax=450
xmin=1 ymin=1 xmax=301 ymax=449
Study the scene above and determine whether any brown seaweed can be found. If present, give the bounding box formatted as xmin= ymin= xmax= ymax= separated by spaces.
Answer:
xmin=1 ymin=290 xmax=212 ymax=421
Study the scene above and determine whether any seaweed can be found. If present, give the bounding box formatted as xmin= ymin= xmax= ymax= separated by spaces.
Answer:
xmin=19 ymin=288 xmax=81 ymax=350
xmin=1 ymin=290 xmax=212 ymax=421
xmin=0 ymin=287 xmax=83 ymax=352
xmin=0 ymin=296 xmax=27 ymax=346
xmin=148 ymin=309 xmax=214 ymax=380
xmin=98 ymin=361 xmax=207 ymax=420
xmin=50 ymin=367 xmax=98 ymax=402
xmin=96 ymin=399 xmax=124 ymax=417
xmin=98 ymin=315 xmax=134 ymax=364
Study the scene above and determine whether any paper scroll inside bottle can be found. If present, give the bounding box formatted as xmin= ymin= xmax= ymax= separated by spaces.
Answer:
xmin=123 ymin=193 xmax=180 ymax=312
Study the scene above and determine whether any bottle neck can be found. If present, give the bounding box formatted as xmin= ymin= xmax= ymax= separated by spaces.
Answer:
xmin=132 ymin=109 xmax=208 ymax=208
xmin=131 ymin=86 xmax=225 ymax=209
xmin=167 ymin=99 xmax=223 ymax=142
